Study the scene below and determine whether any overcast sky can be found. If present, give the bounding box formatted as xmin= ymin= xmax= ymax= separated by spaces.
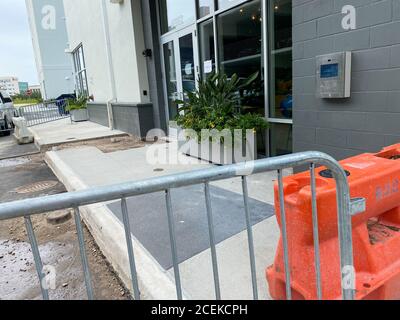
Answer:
xmin=0 ymin=0 xmax=38 ymax=84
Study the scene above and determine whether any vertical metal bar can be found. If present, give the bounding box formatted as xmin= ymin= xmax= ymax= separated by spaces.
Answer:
xmin=277 ymin=169 xmax=292 ymax=300
xmin=310 ymin=164 xmax=323 ymax=300
xmin=241 ymin=176 xmax=259 ymax=300
xmin=262 ymin=0 xmax=271 ymax=156
xmin=37 ymin=104 xmax=40 ymax=125
xmin=73 ymin=207 xmax=94 ymax=300
xmin=24 ymin=216 xmax=49 ymax=300
xmin=49 ymin=102 xmax=53 ymax=122
xmin=165 ymin=189 xmax=183 ymax=300
xmin=333 ymin=174 xmax=355 ymax=300
xmin=48 ymin=102 xmax=52 ymax=122
xmin=46 ymin=102 xmax=50 ymax=123
xmin=212 ymin=15 xmax=219 ymax=71
xmin=204 ymin=182 xmax=221 ymax=300
xmin=121 ymin=197 xmax=141 ymax=300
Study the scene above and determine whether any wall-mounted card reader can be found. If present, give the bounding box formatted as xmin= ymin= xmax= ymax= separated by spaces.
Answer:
xmin=316 ymin=51 xmax=352 ymax=98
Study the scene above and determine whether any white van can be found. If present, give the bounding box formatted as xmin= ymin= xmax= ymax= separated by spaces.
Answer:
xmin=0 ymin=89 xmax=16 ymax=136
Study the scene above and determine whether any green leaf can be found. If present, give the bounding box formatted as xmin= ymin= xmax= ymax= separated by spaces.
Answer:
xmin=237 ymin=71 xmax=259 ymax=89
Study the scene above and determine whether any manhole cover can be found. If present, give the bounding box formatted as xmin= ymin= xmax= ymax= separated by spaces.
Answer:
xmin=14 ymin=181 xmax=59 ymax=194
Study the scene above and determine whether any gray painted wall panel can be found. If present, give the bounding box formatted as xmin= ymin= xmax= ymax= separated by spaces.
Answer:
xmin=293 ymin=0 xmax=400 ymax=160
xmin=87 ymin=103 xmax=109 ymax=127
xmin=87 ymin=102 xmax=154 ymax=138
xmin=112 ymin=103 xmax=154 ymax=138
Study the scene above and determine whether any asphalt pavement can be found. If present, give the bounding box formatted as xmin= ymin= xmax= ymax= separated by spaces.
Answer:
xmin=0 ymin=134 xmax=38 ymax=160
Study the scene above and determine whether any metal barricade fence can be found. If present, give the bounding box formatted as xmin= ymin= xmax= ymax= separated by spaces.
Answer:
xmin=0 ymin=151 xmax=357 ymax=300
xmin=17 ymin=99 xmax=70 ymax=127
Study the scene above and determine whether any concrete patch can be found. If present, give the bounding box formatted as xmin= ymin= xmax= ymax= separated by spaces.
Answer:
xmin=29 ymin=118 xmax=128 ymax=151
xmin=108 ymin=185 xmax=275 ymax=269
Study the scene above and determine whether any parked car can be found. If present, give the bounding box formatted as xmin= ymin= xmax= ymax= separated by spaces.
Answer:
xmin=0 ymin=90 xmax=17 ymax=136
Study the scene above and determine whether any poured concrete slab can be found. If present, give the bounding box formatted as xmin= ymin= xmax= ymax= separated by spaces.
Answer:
xmin=45 ymin=143 xmax=288 ymax=300
xmin=108 ymin=185 xmax=274 ymax=269
xmin=29 ymin=118 xmax=127 ymax=150
xmin=173 ymin=217 xmax=280 ymax=300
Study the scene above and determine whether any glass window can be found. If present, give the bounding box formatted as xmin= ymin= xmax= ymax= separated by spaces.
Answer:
xmin=197 ymin=0 xmax=214 ymax=18
xmin=163 ymin=41 xmax=179 ymax=119
xmin=218 ymin=1 xmax=262 ymax=62
xmin=218 ymin=0 xmax=264 ymax=115
xmin=218 ymin=0 xmax=245 ymax=11
xmin=268 ymin=0 xmax=292 ymax=120
xmin=159 ymin=0 xmax=196 ymax=34
xmin=270 ymin=123 xmax=292 ymax=156
xmin=218 ymin=0 xmax=265 ymax=155
xmin=179 ymin=34 xmax=196 ymax=94
xmin=73 ymin=44 xmax=89 ymax=97
xmin=199 ymin=19 xmax=215 ymax=77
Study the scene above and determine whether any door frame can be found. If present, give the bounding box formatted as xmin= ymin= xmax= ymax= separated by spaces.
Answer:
xmin=159 ymin=24 xmax=199 ymax=127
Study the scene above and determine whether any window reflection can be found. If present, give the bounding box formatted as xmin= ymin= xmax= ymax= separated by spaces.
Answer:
xmin=199 ymin=19 xmax=215 ymax=77
xmin=163 ymin=42 xmax=179 ymax=119
xmin=179 ymin=34 xmax=196 ymax=94
xmin=218 ymin=1 xmax=264 ymax=114
xmin=218 ymin=0 xmax=245 ymax=11
xmin=197 ymin=0 xmax=213 ymax=18
xmin=159 ymin=0 xmax=196 ymax=34
xmin=269 ymin=0 xmax=293 ymax=120
xmin=217 ymin=0 xmax=265 ymax=155
xmin=218 ymin=1 xmax=262 ymax=62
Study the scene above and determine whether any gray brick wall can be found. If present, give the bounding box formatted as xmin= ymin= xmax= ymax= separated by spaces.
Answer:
xmin=112 ymin=103 xmax=154 ymax=138
xmin=87 ymin=102 xmax=154 ymax=138
xmin=87 ymin=103 xmax=109 ymax=127
xmin=293 ymin=0 xmax=400 ymax=160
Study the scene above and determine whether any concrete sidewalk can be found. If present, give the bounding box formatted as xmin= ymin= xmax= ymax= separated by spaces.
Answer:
xmin=45 ymin=143 xmax=287 ymax=300
xmin=29 ymin=118 xmax=128 ymax=151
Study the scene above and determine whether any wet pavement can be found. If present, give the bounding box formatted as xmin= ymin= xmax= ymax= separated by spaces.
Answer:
xmin=0 ymin=155 xmax=65 ymax=203
xmin=0 ymin=135 xmax=39 ymax=160
xmin=0 ymin=238 xmax=86 ymax=300
xmin=0 ymin=155 xmax=130 ymax=300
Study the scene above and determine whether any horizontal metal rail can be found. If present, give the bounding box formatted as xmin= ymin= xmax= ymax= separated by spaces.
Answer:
xmin=0 ymin=151 xmax=355 ymax=300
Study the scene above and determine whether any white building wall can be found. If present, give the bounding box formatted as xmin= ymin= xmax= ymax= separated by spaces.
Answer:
xmin=26 ymin=0 xmax=74 ymax=100
xmin=62 ymin=0 xmax=149 ymax=103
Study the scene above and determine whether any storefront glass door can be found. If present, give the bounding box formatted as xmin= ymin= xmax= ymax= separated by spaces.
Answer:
xmin=161 ymin=26 xmax=199 ymax=122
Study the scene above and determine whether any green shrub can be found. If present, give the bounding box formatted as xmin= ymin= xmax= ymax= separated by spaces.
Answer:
xmin=175 ymin=71 xmax=268 ymax=142
xmin=13 ymin=98 xmax=42 ymax=105
xmin=67 ymin=97 xmax=87 ymax=111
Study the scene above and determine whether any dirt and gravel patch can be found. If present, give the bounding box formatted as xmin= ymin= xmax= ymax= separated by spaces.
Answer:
xmin=0 ymin=214 xmax=131 ymax=300
xmin=48 ymin=135 xmax=146 ymax=153
xmin=0 ymin=146 xmax=134 ymax=300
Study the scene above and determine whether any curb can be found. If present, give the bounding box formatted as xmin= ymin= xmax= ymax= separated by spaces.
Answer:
xmin=45 ymin=150 xmax=189 ymax=300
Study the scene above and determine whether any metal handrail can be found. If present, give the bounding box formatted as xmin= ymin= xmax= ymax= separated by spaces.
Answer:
xmin=0 ymin=151 xmax=355 ymax=300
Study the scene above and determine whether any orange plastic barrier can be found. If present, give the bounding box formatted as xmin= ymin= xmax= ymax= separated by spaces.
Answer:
xmin=267 ymin=143 xmax=400 ymax=300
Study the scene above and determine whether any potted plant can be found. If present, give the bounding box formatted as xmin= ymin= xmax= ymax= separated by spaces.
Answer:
xmin=175 ymin=72 xmax=268 ymax=164
xmin=67 ymin=97 xmax=89 ymax=122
